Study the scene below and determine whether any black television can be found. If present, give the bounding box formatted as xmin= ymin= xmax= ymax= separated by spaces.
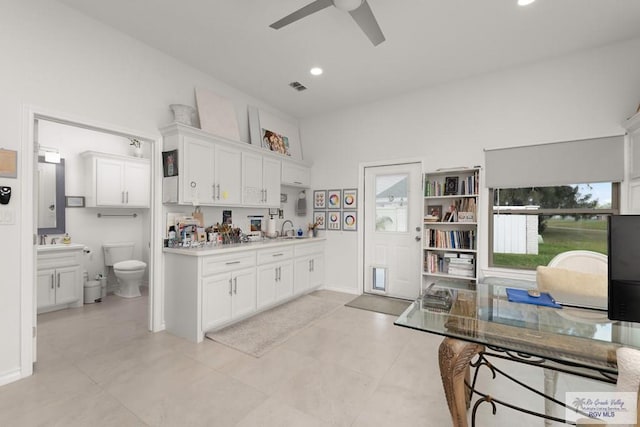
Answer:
xmin=608 ymin=214 xmax=640 ymax=322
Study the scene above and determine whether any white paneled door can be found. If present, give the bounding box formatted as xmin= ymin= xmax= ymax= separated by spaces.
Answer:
xmin=363 ymin=162 xmax=423 ymax=300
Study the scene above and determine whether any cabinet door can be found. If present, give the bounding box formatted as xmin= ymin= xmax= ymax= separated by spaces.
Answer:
xmin=275 ymin=260 xmax=294 ymax=302
xmin=294 ymin=257 xmax=311 ymax=295
xmin=263 ymin=157 xmax=281 ymax=207
xmin=183 ymin=137 xmax=215 ymax=205
xmin=257 ymin=264 xmax=277 ymax=309
xmin=231 ymin=268 xmax=257 ymax=319
xmin=96 ymin=157 xmax=125 ymax=206
xmin=282 ymin=162 xmax=310 ymax=187
xmin=55 ymin=265 xmax=81 ymax=305
xmin=309 ymin=253 xmax=324 ymax=289
xmin=202 ymin=273 xmax=233 ymax=331
xmin=124 ymin=161 xmax=150 ymax=207
xmin=242 ymin=152 xmax=263 ymax=205
xmin=37 ymin=268 xmax=56 ymax=309
xmin=215 ymin=145 xmax=242 ymax=205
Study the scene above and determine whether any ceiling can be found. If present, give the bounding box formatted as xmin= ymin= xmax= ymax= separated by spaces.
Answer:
xmin=57 ymin=0 xmax=640 ymax=118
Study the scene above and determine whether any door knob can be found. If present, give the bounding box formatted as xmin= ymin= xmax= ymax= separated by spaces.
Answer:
xmin=415 ymin=236 xmax=421 ymax=242
xmin=415 ymin=226 xmax=421 ymax=232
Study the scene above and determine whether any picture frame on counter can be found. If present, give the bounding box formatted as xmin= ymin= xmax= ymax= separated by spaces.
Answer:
xmin=313 ymin=211 xmax=326 ymax=230
xmin=342 ymin=211 xmax=357 ymax=231
xmin=343 ymin=188 xmax=357 ymax=209
xmin=327 ymin=211 xmax=341 ymax=230
xmin=327 ymin=189 xmax=341 ymax=209
xmin=313 ymin=190 xmax=326 ymax=209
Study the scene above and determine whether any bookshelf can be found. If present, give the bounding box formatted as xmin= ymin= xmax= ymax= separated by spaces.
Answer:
xmin=423 ymin=167 xmax=480 ymax=290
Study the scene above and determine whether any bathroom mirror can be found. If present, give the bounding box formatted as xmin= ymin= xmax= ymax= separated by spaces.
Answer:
xmin=37 ymin=156 xmax=65 ymax=235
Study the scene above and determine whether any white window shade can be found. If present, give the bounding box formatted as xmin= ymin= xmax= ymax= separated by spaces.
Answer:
xmin=484 ymin=135 xmax=624 ymax=189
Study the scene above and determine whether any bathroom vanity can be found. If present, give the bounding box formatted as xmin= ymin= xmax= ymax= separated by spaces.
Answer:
xmin=163 ymin=238 xmax=325 ymax=342
xmin=36 ymin=244 xmax=85 ymax=313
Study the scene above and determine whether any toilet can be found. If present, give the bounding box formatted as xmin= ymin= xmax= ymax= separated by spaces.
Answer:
xmin=102 ymin=242 xmax=146 ymax=298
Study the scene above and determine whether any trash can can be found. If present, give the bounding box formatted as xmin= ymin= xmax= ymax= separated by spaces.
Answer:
xmin=84 ymin=280 xmax=102 ymax=304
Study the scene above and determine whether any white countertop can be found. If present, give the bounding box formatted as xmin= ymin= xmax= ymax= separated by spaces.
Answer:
xmin=37 ymin=243 xmax=85 ymax=253
xmin=163 ymin=237 xmax=325 ymax=257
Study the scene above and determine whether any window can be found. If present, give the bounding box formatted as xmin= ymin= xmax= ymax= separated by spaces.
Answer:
xmin=489 ymin=182 xmax=619 ymax=269
xmin=375 ymin=174 xmax=408 ymax=232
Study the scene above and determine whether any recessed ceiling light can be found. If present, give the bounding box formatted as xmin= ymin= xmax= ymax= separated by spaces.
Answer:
xmin=518 ymin=0 xmax=535 ymax=6
xmin=310 ymin=67 xmax=323 ymax=76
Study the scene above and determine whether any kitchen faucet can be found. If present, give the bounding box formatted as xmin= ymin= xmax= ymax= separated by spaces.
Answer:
xmin=50 ymin=237 xmax=58 ymax=245
xmin=39 ymin=234 xmax=47 ymax=245
xmin=281 ymin=220 xmax=294 ymax=237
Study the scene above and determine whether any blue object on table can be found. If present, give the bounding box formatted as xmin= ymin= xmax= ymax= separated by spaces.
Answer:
xmin=506 ymin=288 xmax=562 ymax=308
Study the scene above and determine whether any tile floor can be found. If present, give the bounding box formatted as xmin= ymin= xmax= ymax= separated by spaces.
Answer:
xmin=0 ymin=289 xmax=613 ymax=426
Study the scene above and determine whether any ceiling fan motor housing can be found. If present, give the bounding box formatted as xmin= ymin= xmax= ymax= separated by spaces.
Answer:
xmin=333 ymin=0 xmax=364 ymax=12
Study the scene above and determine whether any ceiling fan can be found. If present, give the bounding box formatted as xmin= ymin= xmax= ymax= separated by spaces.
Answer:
xmin=269 ymin=0 xmax=385 ymax=46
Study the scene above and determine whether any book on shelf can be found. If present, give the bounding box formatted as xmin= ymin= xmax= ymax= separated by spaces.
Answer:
xmin=424 ymin=169 xmax=480 ymax=197
xmin=424 ymin=229 xmax=476 ymax=250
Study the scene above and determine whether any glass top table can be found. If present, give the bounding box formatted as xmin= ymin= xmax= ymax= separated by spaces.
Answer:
xmin=395 ymin=283 xmax=640 ymax=374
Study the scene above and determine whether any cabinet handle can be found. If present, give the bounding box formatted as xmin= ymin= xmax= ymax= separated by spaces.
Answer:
xmin=272 ymin=253 xmax=284 ymax=257
xmin=234 ymin=277 xmax=238 ymax=294
xmin=51 ymin=273 xmax=54 ymax=289
xmin=293 ymin=181 xmax=302 ymax=185
xmin=217 ymin=184 xmax=221 ymax=200
xmin=57 ymin=273 xmax=60 ymax=288
xmin=309 ymin=260 xmax=312 ymax=272
xmin=212 ymin=184 xmax=216 ymax=200
xmin=228 ymin=278 xmax=233 ymax=295
xmin=225 ymin=260 xmax=241 ymax=265
xmin=311 ymin=259 xmax=314 ymax=272
xmin=278 ymin=267 xmax=281 ymax=281
xmin=126 ymin=192 xmax=129 ymax=204
xmin=190 ymin=181 xmax=196 ymax=188
xmin=264 ymin=189 xmax=268 ymax=202
xmin=275 ymin=267 xmax=278 ymax=282
xmin=121 ymin=191 xmax=125 ymax=203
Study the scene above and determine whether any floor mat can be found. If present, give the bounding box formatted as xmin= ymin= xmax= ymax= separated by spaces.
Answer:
xmin=206 ymin=294 xmax=342 ymax=357
xmin=345 ymin=294 xmax=412 ymax=316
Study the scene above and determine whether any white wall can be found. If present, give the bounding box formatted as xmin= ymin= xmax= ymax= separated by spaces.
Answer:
xmin=301 ymin=37 xmax=640 ymax=294
xmin=0 ymin=0 xmax=297 ymax=385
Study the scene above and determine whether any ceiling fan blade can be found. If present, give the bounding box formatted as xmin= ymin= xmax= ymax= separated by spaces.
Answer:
xmin=270 ymin=0 xmax=334 ymax=29
xmin=349 ymin=0 xmax=385 ymax=46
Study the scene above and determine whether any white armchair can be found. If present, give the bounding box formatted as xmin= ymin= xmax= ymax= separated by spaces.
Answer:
xmin=536 ymin=250 xmax=608 ymax=426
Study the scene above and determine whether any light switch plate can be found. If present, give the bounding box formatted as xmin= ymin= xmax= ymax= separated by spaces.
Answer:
xmin=0 ymin=208 xmax=15 ymax=224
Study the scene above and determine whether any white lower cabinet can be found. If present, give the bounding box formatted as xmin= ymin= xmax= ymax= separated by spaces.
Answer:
xmin=163 ymin=239 xmax=325 ymax=343
xmin=37 ymin=245 xmax=84 ymax=313
xmin=202 ymin=267 xmax=256 ymax=331
xmin=293 ymin=242 xmax=325 ymax=295
xmin=257 ymin=246 xmax=294 ymax=309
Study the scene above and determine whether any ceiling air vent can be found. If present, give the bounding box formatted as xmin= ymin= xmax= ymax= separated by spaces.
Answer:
xmin=289 ymin=81 xmax=307 ymax=92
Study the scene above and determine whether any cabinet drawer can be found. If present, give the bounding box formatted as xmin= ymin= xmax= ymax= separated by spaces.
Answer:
xmin=257 ymin=246 xmax=294 ymax=265
xmin=294 ymin=242 xmax=324 ymax=258
xmin=37 ymin=251 xmax=82 ymax=269
xmin=201 ymin=252 xmax=256 ymax=276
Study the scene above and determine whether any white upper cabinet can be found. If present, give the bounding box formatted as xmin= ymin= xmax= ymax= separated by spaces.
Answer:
xmin=161 ymin=123 xmax=306 ymax=208
xmin=242 ymin=153 xmax=281 ymax=208
xmin=182 ymin=136 xmax=215 ymax=205
xmin=214 ymin=145 xmax=242 ymax=205
xmin=281 ymin=161 xmax=310 ymax=188
xmin=82 ymin=152 xmax=150 ymax=208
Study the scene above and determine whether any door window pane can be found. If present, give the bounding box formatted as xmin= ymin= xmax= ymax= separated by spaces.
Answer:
xmin=376 ymin=174 xmax=408 ymax=232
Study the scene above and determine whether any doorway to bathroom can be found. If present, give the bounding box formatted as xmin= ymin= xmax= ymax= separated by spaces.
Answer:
xmin=25 ymin=109 xmax=163 ymax=368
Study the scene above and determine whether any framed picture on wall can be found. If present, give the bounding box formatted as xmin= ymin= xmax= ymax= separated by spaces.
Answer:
xmin=343 ymin=189 xmax=357 ymax=209
xmin=327 ymin=211 xmax=341 ymax=230
xmin=343 ymin=211 xmax=357 ymax=231
xmin=327 ymin=189 xmax=341 ymax=209
xmin=313 ymin=190 xmax=326 ymax=209
xmin=313 ymin=211 xmax=326 ymax=230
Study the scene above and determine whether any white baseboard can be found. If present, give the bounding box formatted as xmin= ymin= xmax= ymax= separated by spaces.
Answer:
xmin=320 ymin=285 xmax=360 ymax=296
xmin=0 ymin=368 xmax=23 ymax=387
